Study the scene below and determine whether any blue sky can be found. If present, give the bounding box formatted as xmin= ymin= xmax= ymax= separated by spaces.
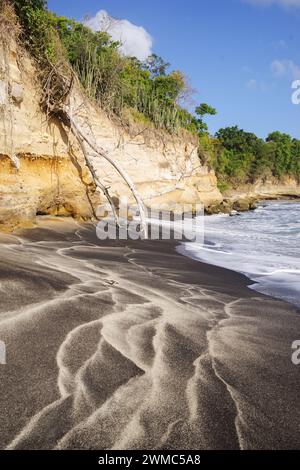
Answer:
xmin=48 ymin=0 xmax=300 ymax=139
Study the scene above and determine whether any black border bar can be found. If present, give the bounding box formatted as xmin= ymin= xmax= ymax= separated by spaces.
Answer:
xmin=0 ymin=450 xmax=299 ymax=467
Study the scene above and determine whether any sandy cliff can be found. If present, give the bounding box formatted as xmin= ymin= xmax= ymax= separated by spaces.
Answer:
xmin=224 ymin=177 xmax=300 ymax=202
xmin=0 ymin=40 xmax=222 ymax=232
xmin=214 ymin=177 xmax=300 ymax=213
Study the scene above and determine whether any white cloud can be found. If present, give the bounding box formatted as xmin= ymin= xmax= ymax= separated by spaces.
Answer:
xmin=85 ymin=10 xmax=153 ymax=61
xmin=245 ymin=78 xmax=270 ymax=91
xmin=246 ymin=78 xmax=258 ymax=88
xmin=278 ymin=39 xmax=287 ymax=48
xmin=245 ymin=0 xmax=300 ymax=7
xmin=242 ymin=65 xmax=253 ymax=73
xmin=271 ymin=59 xmax=288 ymax=76
xmin=271 ymin=59 xmax=300 ymax=79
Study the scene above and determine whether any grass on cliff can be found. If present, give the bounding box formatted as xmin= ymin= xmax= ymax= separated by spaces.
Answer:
xmin=0 ymin=0 xmax=21 ymax=40
xmin=8 ymin=0 xmax=300 ymax=185
xmin=12 ymin=0 xmax=212 ymax=135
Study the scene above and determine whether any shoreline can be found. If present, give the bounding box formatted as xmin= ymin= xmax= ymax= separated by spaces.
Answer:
xmin=0 ymin=218 xmax=300 ymax=449
xmin=187 ymin=200 xmax=300 ymax=310
xmin=205 ymin=193 xmax=300 ymax=215
xmin=180 ymin=240 xmax=300 ymax=312
xmin=1 ymin=192 xmax=300 ymax=235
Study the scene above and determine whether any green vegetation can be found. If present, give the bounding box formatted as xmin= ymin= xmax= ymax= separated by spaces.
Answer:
xmin=195 ymin=103 xmax=217 ymax=134
xmin=12 ymin=0 xmax=214 ymax=133
xmin=10 ymin=1 xmax=300 ymax=185
xmin=212 ymin=127 xmax=300 ymax=185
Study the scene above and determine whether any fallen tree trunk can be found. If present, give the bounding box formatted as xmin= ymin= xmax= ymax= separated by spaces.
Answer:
xmin=65 ymin=108 xmax=148 ymax=239
xmin=76 ymin=133 xmax=120 ymax=227
xmin=41 ymin=65 xmax=148 ymax=238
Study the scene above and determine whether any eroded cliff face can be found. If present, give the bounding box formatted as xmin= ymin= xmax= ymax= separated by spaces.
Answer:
xmin=224 ymin=177 xmax=300 ymax=201
xmin=0 ymin=154 xmax=98 ymax=231
xmin=206 ymin=177 xmax=300 ymax=214
xmin=0 ymin=39 xmax=222 ymax=232
xmin=0 ymin=40 xmax=100 ymax=231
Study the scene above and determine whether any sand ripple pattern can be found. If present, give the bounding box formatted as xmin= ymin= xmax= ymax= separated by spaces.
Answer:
xmin=0 ymin=219 xmax=299 ymax=450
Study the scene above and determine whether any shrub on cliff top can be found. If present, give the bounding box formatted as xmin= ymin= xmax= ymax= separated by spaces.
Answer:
xmin=9 ymin=1 xmax=299 ymax=183
xmin=10 ymin=0 xmax=216 ymax=134
xmin=214 ymin=126 xmax=300 ymax=184
xmin=0 ymin=0 xmax=21 ymax=39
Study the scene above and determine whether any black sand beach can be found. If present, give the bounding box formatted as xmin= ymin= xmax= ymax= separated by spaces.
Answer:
xmin=0 ymin=217 xmax=299 ymax=450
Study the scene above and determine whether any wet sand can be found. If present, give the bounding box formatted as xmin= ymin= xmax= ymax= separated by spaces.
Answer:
xmin=0 ymin=217 xmax=299 ymax=450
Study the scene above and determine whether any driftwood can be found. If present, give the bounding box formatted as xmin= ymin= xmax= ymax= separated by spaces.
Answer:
xmin=41 ymin=64 xmax=148 ymax=238
xmin=67 ymin=110 xmax=148 ymax=239
xmin=76 ymin=134 xmax=120 ymax=227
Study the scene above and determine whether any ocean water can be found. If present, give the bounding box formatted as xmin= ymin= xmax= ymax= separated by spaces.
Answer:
xmin=179 ymin=201 xmax=300 ymax=309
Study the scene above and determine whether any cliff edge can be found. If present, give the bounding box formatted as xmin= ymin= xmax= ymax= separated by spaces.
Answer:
xmin=0 ymin=39 xmax=222 ymax=232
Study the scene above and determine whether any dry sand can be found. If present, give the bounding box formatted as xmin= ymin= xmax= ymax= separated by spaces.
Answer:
xmin=0 ymin=217 xmax=299 ymax=450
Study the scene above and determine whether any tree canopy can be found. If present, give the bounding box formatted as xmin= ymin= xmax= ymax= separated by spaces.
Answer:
xmin=212 ymin=127 xmax=300 ymax=184
xmin=11 ymin=0 xmax=300 ymax=185
xmin=12 ymin=0 xmax=216 ymax=134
